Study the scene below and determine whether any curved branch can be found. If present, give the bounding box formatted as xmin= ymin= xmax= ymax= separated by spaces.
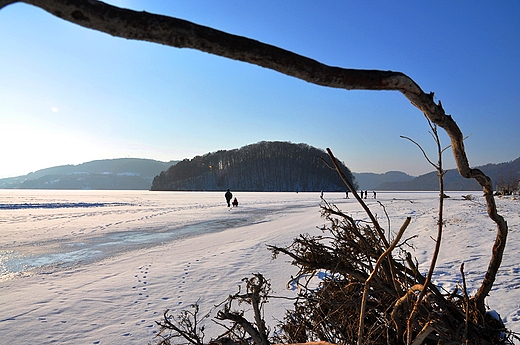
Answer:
xmin=216 ymin=308 xmax=264 ymax=345
xmin=4 ymin=0 xmax=421 ymax=94
xmin=400 ymin=135 xmax=438 ymax=169
xmin=2 ymin=0 xmax=507 ymax=314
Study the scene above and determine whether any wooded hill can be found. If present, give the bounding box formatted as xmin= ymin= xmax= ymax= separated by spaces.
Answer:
xmin=353 ymin=171 xmax=415 ymax=190
xmin=378 ymin=156 xmax=520 ymax=191
xmin=151 ymin=141 xmax=357 ymax=192
xmin=0 ymin=158 xmax=176 ymax=190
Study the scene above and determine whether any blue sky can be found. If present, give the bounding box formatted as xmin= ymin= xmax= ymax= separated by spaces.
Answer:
xmin=0 ymin=1 xmax=519 ymax=178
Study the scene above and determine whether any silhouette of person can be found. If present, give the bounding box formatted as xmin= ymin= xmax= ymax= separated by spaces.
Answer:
xmin=225 ymin=189 xmax=233 ymax=207
xmin=373 ymin=191 xmax=377 ymax=199
xmin=345 ymin=191 xmax=349 ymax=199
xmin=232 ymin=197 xmax=238 ymax=207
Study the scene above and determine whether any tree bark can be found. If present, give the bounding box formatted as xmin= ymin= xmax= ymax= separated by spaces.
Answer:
xmin=1 ymin=0 xmax=507 ymax=315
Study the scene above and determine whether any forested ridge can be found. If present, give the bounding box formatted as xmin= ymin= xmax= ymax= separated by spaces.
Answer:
xmin=151 ymin=141 xmax=357 ymax=192
xmin=0 ymin=158 xmax=176 ymax=190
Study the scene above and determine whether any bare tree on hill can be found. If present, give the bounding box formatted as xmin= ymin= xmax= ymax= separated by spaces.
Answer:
xmin=0 ymin=1 xmax=510 ymax=343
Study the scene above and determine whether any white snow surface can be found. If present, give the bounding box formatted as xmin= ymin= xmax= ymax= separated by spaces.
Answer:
xmin=0 ymin=190 xmax=519 ymax=344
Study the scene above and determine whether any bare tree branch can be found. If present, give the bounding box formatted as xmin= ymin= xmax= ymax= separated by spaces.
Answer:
xmin=357 ymin=216 xmax=411 ymax=345
xmin=215 ymin=274 xmax=271 ymax=345
xmin=406 ymin=123 xmax=446 ymax=345
xmin=400 ymin=135 xmax=437 ymax=169
xmin=326 ymin=148 xmax=389 ymax=248
xmin=460 ymin=263 xmax=470 ymax=345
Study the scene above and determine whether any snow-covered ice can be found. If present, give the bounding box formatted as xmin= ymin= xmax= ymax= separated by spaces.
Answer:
xmin=0 ymin=190 xmax=519 ymax=344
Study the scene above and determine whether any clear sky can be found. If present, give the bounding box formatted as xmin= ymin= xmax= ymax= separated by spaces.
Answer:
xmin=0 ymin=1 xmax=519 ymax=178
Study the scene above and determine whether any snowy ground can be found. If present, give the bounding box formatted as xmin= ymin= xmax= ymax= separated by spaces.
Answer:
xmin=0 ymin=190 xmax=519 ymax=344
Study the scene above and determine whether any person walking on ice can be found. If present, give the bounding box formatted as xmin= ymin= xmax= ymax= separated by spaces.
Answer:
xmin=225 ymin=189 xmax=233 ymax=207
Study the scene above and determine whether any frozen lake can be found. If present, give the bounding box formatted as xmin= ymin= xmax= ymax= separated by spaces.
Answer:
xmin=1 ymin=189 xmax=519 ymax=344
xmin=0 ymin=190 xmax=332 ymax=280
xmin=0 ymin=189 xmax=472 ymax=280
